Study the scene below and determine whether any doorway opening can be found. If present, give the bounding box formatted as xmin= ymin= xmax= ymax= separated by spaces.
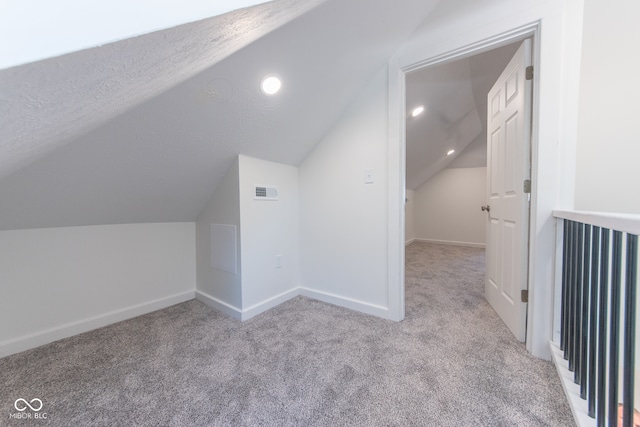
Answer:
xmin=402 ymin=36 xmax=535 ymax=342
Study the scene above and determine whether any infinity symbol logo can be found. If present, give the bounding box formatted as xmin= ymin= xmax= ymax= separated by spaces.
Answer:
xmin=14 ymin=398 xmax=43 ymax=412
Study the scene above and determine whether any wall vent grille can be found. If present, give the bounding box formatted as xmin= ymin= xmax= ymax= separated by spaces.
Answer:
xmin=254 ymin=185 xmax=278 ymax=201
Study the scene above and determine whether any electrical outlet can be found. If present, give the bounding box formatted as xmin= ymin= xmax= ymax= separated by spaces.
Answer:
xmin=276 ymin=254 xmax=282 ymax=269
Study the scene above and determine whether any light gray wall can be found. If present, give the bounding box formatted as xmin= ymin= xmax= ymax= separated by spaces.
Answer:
xmin=196 ymin=158 xmax=242 ymax=310
xmin=238 ymin=155 xmax=300 ymax=311
xmin=412 ymin=167 xmax=486 ymax=246
xmin=196 ymin=155 xmax=300 ymax=318
xmin=299 ymin=66 xmax=390 ymax=317
xmin=0 ymin=223 xmax=196 ymax=357
xmin=574 ymin=0 xmax=640 ymax=213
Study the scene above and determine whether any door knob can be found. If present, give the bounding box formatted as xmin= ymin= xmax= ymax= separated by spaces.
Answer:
xmin=481 ymin=205 xmax=490 ymax=212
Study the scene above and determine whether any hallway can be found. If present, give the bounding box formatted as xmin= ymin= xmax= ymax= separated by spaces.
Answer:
xmin=404 ymin=241 xmax=573 ymax=425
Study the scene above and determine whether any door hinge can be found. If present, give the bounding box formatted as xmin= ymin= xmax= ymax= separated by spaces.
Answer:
xmin=523 ymin=179 xmax=531 ymax=194
xmin=521 ymin=290 xmax=529 ymax=303
xmin=526 ymin=65 xmax=534 ymax=81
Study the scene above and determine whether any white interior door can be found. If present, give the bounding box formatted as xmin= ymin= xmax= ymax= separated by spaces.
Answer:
xmin=485 ymin=39 xmax=532 ymax=342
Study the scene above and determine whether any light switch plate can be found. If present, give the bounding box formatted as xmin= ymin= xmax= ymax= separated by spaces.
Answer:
xmin=365 ymin=169 xmax=374 ymax=184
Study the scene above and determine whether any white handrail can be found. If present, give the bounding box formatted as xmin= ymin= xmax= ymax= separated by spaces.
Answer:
xmin=553 ymin=210 xmax=640 ymax=236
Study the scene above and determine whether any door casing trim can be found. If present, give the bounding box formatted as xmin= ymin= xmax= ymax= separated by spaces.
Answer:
xmin=387 ymin=21 xmax=543 ymax=353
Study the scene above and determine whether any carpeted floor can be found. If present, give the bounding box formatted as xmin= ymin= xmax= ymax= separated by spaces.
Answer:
xmin=0 ymin=242 xmax=574 ymax=426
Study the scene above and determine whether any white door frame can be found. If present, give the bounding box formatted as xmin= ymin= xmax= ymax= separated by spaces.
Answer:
xmin=386 ymin=0 xmax=584 ymax=360
xmin=394 ymin=23 xmax=536 ymax=320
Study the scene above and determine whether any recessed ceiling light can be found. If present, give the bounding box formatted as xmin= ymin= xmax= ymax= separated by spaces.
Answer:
xmin=447 ymin=149 xmax=455 ymax=156
xmin=261 ymin=75 xmax=281 ymax=95
xmin=411 ymin=106 xmax=425 ymax=117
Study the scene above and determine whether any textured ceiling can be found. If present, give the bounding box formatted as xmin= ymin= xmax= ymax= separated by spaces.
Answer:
xmin=0 ymin=0 xmax=441 ymax=230
xmin=0 ymin=0 xmax=324 ymax=180
xmin=0 ymin=0 xmax=272 ymax=69
xmin=405 ymin=41 xmax=520 ymax=190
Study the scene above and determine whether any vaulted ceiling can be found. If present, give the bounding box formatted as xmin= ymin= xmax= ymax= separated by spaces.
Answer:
xmin=405 ymin=41 xmax=520 ymax=190
xmin=0 ymin=0 xmax=442 ymax=230
xmin=0 ymin=0 xmax=323 ymax=180
xmin=0 ymin=0 xmax=277 ymax=69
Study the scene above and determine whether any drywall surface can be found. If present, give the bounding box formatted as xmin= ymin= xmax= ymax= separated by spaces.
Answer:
xmin=0 ymin=0 xmax=323 ymax=182
xmin=405 ymin=189 xmax=415 ymax=244
xmin=0 ymin=0 xmax=272 ymax=69
xmin=405 ymin=57 xmax=482 ymax=189
xmin=0 ymin=0 xmax=440 ymax=232
xmin=574 ymin=0 xmax=640 ymax=213
xmin=238 ymin=155 xmax=299 ymax=310
xmin=196 ymin=158 xmax=242 ymax=310
xmin=299 ymin=67 xmax=389 ymax=314
xmin=0 ymin=222 xmax=195 ymax=356
xmin=413 ymin=167 xmax=486 ymax=246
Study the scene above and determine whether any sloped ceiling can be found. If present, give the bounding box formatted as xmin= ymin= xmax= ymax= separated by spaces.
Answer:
xmin=0 ymin=0 xmax=324 ymax=180
xmin=0 ymin=0 xmax=441 ymax=230
xmin=405 ymin=41 xmax=520 ymax=190
xmin=0 ymin=0 xmax=273 ymax=69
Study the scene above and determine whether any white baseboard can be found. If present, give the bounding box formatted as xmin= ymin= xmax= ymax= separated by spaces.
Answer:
xmin=405 ymin=238 xmax=416 ymax=246
xmin=200 ymin=286 xmax=389 ymax=321
xmin=241 ymin=288 xmax=300 ymax=321
xmin=550 ymin=341 xmax=595 ymax=427
xmin=2 ymin=286 xmax=393 ymax=359
xmin=0 ymin=291 xmax=195 ymax=359
xmin=195 ymin=288 xmax=300 ymax=321
xmin=195 ymin=290 xmax=242 ymax=320
xmin=299 ymin=287 xmax=389 ymax=319
xmin=411 ymin=238 xmax=485 ymax=248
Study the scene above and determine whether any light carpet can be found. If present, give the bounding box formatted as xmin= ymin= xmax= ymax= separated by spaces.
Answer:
xmin=0 ymin=242 xmax=573 ymax=426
